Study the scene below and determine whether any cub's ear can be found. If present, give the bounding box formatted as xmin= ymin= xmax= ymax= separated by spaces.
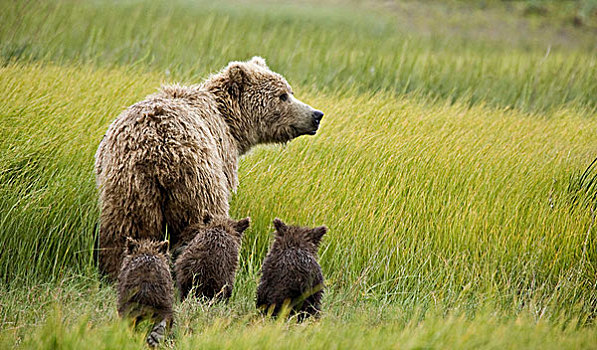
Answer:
xmin=125 ymin=237 xmax=138 ymax=254
xmin=225 ymin=62 xmax=249 ymax=98
xmin=157 ymin=240 xmax=169 ymax=255
xmin=249 ymin=56 xmax=268 ymax=68
xmin=273 ymin=218 xmax=287 ymax=236
xmin=202 ymin=213 xmax=213 ymax=225
xmin=309 ymin=225 xmax=328 ymax=246
xmin=234 ymin=217 xmax=251 ymax=237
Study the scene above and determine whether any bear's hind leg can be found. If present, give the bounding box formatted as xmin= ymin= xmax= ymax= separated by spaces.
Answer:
xmin=98 ymin=170 xmax=165 ymax=280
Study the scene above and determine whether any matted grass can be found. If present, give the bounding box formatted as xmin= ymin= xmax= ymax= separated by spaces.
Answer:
xmin=1 ymin=0 xmax=596 ymax=348
xmin=1 ymin=277 xmax=597 ymax=349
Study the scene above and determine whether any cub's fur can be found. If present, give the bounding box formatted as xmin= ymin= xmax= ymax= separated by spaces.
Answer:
xmin=256 ymin=218 xmax=327 ymax=321
xmin=118 ymin=238 xmax=174 ymax=347
xmin=175 ymin=216 xmax=250 ymax=300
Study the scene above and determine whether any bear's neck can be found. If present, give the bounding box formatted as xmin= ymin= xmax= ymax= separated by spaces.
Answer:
xmin=204 ymin=84 xmax=259 ymax=155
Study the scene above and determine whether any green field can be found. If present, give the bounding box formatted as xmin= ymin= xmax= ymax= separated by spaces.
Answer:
xmin=1 ymin=0 xmax=596 ymax=348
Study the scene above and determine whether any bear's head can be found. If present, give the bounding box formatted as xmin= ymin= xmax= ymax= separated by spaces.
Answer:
xmin=206 ymin=57 xmax=324 ymax=153
xmin=271 ymin=218 xmax=327 ymax=256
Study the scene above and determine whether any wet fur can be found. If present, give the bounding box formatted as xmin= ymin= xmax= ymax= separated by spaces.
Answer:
xmin=256 ymin=219 xmax=327 ymax=321
xmin=117 ymin=238 xmax=174 ymax=347
xmin=175 ymin=216 xmax=250 ymax=301
xmin=96 ymin=57 xmax=322 ymax=280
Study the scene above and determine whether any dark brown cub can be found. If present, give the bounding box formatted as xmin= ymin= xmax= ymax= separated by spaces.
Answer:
xmin=256 ymin=218 xmax=327 ymax=321
xmin=118 ymin=238 xmax=174 ymax=347
xmin=174 ymin=216 xmax=250 ymax=301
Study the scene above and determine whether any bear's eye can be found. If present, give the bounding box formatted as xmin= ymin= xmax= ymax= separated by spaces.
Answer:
xmin=279 ymin=93 xmax=288 ymax=102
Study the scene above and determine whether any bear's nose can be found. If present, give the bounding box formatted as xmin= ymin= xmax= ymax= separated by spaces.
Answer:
xmin=312 ymin=110 xmax=324 ymax=123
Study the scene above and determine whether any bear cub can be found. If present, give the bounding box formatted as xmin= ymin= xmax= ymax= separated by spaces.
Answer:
xmin=118 ymin=238 xmax=174 ymax=347
xmin=257 ymin=218 xmax=327 ymax=321
xmin=175 ymin=216 xmax=250 ymax=301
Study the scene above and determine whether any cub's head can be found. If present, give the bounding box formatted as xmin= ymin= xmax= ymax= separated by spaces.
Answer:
xmin=208 ymin=57 xmax=324 ymax=149
xmin=271 ymin=218 xmax=327 ymax=255
xmin=125 ymin=237 xmax=169 ymax=260
xmin=204 ymin=215 xmax=251 ymax=242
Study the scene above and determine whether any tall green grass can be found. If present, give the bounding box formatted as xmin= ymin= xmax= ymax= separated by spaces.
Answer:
xmin=1 ymin=0 xmax=596 ymax=114
xmin=0 ymin=64 xmax=163 ymax=284
xmin=1 ymin=62 xmax=595 ymax=315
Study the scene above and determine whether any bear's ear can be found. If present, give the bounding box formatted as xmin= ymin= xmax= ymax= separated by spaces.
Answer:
xmin=233 ymin=217 xmax=251 ymax=237
xmin=273 ymin=218 xmax=287 ymax=237
xmin=309 ymin=225 xmax=328 ymax=246
xmin=249 ymin=56 xmax=268 ymax=68
xmin=157 ymin=240 xmax=169 ymax=255
xmin=202 ymin=213 xmax=213 ymax=225
xmin=225 ymin=62 xmax=249 ymax=98
xmin=125 ymin=237 xmax=138 ymax=254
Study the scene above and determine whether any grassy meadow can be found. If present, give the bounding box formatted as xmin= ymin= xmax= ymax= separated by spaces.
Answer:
xmin=1 ymin=0 xmax=597 ymax=348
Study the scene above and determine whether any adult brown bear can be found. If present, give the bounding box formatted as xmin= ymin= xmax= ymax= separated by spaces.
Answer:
xmin=95 ymin=57 xmax=324 ymax=279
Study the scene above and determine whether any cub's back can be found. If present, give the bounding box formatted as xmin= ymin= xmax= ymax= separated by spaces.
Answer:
xmin=118 ymin=253 xmax=173 ymax=312
xmin=261 ymin=248 xmax=323 ymax=296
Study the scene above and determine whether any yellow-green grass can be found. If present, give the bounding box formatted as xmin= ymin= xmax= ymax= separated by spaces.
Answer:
xmin=1 ymin=63 xmax=596 ymax=342
xmin=2 ymin=0 xmax=597 ymax=347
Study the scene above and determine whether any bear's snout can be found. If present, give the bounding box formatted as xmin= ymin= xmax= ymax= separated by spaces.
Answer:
xmin=305 ymin=110 xmax=324 ymax=135
xmin=312 ymin=110 xmax=324 ymax=125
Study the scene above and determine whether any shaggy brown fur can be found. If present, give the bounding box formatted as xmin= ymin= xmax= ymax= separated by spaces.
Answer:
xmin=117 ymin=238 xmax=174 ymax=347
xmin=175 ymin=216 xmax=250 ymax=301
xmin=95 ymin=57 xmax=324 ymax=279
xmin=256 ymin=218 xmax=327 ymax=321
